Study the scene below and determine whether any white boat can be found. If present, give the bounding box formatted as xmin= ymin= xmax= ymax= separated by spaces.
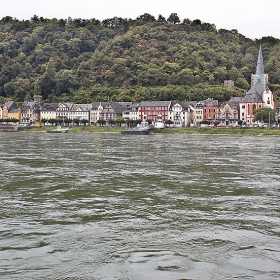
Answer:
xmin=121 ymin=121 xmax=151 ymax=135
xmin=46 ymin=125 xmax=70 ymax=133
xmin=154 ymin=114 xmax=165 ymax=129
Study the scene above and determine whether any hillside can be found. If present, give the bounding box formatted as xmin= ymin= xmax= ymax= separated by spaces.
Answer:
xmin=1 ymin=14 xmax=280 ymax=104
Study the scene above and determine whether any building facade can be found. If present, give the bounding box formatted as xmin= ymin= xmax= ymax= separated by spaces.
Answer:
xmin=138 ymin=101 xmax=171 ymax=123
xmin=203 ymin=98 xmax=218 ymax=124
xmin=40 ymin=103 xmax=59 ymax=121
xmin=20 ymin=101 xmax=40 ymax=124
xmin=169 ymin=101 xmax=193 ymax=127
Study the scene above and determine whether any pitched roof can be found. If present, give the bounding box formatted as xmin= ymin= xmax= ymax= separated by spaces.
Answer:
xmin=5 ymin=101 xmax=17 ymax=110
xmin=21 ymin=101 xmax=40 ymax=111
xmin=204 ymin=98 xmax=218 ymax=107
xmin=242 ymin=80 xmax=264 ymax=103
xmin=170 ymin=100 xmax=190 ymax=109
xmin=41 ymin=103 xmax=59 ymax=111
xmin=139 ymin=101 xmax=171 ymax=107
xmin=105 ymin=102 xmax=125 ymax=114
xmin=71 ymin=104 xmax=92 ymax=111
xmin=57 ymin=102 xmax=74 ymax=110
xmin=228 ymin=97 xmax=242 ymax=108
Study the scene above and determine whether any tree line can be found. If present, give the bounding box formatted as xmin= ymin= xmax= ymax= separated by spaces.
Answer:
xmin=1 ymin=13 xmax=280 ymax=106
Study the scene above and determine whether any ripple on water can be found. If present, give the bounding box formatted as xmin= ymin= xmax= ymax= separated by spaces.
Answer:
xmin=0 ymin=133 xmax=279 ymax=279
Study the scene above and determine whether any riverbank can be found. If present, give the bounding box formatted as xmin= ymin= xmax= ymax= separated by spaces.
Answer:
xmin=27 ymin=126 xmax=280 ymax=136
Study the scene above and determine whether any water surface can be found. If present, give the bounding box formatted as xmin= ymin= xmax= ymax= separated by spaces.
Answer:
xmin=0 ymin=132 xmax=279 ymax=279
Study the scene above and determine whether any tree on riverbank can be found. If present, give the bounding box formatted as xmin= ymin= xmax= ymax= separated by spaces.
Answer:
xmin=253 ymin=107 xmax=276 ymax=124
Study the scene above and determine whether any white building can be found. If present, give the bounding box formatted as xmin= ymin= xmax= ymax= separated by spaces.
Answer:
xmin=168 ymin=101 xmax=193 ymax=127
xmin=69 ymin=104 xmax=92 ymax=122
xmin=122 ymin=104 xmax=139 ymax=120
xmin=56 ymin=102 xmax=73 ymax=120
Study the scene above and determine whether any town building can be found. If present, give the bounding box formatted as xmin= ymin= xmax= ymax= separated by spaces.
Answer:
xmin=99 ymin=102 xmax=125 ymax=122
xmin=90 ymin=102 xmax=105 ymax=124
xmin=20 ymin=101 xmax=40 ymax=124
xmin=138 ymin=101 xmax=171 ymax=123
xmin=69 ymin=104 xmax=92 ymax=122
xmin=2 ymin=101 xmax=18 ymax=119
xmin=217 ymin=97 xmax=241 ymax=126
xmin=169 ymin=101 xmax=193 ymax=127
xmin=122 ymin=103 xmax=139 ymax=120
xmin=239 ymin=45 xmax=275 ymax=125
xmin=40 ymin=103 xmax=59 ymax=121
xmin=56 ymin=102 xmax=74 ymax=120
xmin=203 ymin=98 xmax=218 ymax=124
xmin=192 ymin=101 xmax=203 ymax=126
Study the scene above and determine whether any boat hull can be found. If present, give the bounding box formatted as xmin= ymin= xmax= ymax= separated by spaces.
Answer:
xmin=46 ymin=130 xmax=62 ymax=133
xmin=121 ymin=130 xmax=150 ymax=135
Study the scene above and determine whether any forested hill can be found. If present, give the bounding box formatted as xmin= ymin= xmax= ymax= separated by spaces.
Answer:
xmin=1 ymin=14 xmax=280 ymax=105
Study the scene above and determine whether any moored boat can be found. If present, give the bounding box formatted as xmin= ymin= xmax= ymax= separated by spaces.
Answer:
xmin=121 ymin=121 xmax=151 ymax=135
xmin=46 ymin=125 xmax=70 ymax=133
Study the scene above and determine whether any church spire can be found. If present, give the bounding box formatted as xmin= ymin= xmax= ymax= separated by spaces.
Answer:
xmin=251 ymin=45 xmax=268 ymax=88
xmin=255 ymin=45 xmax=265 ymax=75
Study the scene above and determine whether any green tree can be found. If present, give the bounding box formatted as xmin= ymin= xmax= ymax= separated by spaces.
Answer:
xmin=97 ymin=119 xmax=106 ymax=126
xmin=80 ymin=119 xmax=88 ymax=126
xmin=253 ymin=107 xmax=276 ymax=124
xmin=108 ymin=119 xmax=115 ymax=126
xmin=115 ymin=117 xmax=125 ymax=127
xmin=167 ymin=13 xmax=180 ymax=24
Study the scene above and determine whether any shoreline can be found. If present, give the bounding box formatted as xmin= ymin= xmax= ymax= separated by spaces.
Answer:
xmin=1 ymin=125 xmax=280 ymax=136
xmin=24 ymin=126 xmax=280 ymax=136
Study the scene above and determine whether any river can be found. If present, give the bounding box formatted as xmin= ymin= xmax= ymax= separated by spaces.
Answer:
xmin=0 ymin=132 xmax=279 ymax=279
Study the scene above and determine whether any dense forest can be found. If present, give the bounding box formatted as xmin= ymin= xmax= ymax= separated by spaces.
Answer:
xmin=1 ymin=13 xmax=280 ymax=105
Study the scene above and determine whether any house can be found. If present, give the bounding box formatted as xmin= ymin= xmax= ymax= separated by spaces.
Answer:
xmin=122 ymin=103 xmax=139 ymax=120
xmin=239 ymin=45 xmax=275 ymax=125
xmin=2 ymin=101 xmax=18 ymax=119
xmin=56 ymin=102 xmax=74 ymax=120
xmin=69 ymin=104 xmax=92 ymax=122
xmin=169 ymin=101 xmax=193 ymax=127
xmin=192 ymin=101 xmax=203 ymax=126
xmin=8 ymin=108 xmax=21 ymax=123
xmin=203 ymin=98 xmax=218 ymax=124
xmin=138 ymin=101 xmax=171 ymax=123
xmin=217 ymin=98 xmax=240 ymax=126
xmin=99 ymin=102 xmax=125 ymax=122
xmin=40 ymin=103 xmax=59 ymax=121
xmin=20 ymin=101 xmax=40 ymax=124
xmin=90 ymin=102 xmax=105 ymax=124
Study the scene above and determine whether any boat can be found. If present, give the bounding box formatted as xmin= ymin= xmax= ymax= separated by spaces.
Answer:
xmin=46 ymin=130 xmax=62 ymax=133
xmin=46 ymin=125 xmax=70 ymax=133
xmin=121 ymin=121 xmax=151 ymax=135
xmin=154 ymin=114 xmax=165 ymax=129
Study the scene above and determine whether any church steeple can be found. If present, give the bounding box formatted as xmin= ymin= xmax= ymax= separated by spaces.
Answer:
xmin=251 ymin=45 xmax=268 ymax=89
xmin=255 ymin=45 xmax=265 ymax=75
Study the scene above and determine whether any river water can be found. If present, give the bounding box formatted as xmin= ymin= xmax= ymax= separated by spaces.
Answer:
xmin=0 ymin=132 xmax=279 ymax=280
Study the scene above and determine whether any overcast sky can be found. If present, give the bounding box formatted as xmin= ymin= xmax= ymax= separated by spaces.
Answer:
xmin=2 ymin=0 xmax=280 ymax=39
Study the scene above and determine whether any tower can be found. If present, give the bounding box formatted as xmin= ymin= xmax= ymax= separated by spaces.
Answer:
xmin=240 ymin=45 xmax=274 ymax=125
xmin=251 ymin=45 xmax=268 ymax=89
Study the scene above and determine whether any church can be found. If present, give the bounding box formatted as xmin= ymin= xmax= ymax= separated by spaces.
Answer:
xmin=239 ymin=46 xmax=275 ymax=125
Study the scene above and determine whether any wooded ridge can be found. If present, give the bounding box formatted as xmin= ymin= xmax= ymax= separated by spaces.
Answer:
xmin=1 ymin=13 xmax=280 ymax=105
